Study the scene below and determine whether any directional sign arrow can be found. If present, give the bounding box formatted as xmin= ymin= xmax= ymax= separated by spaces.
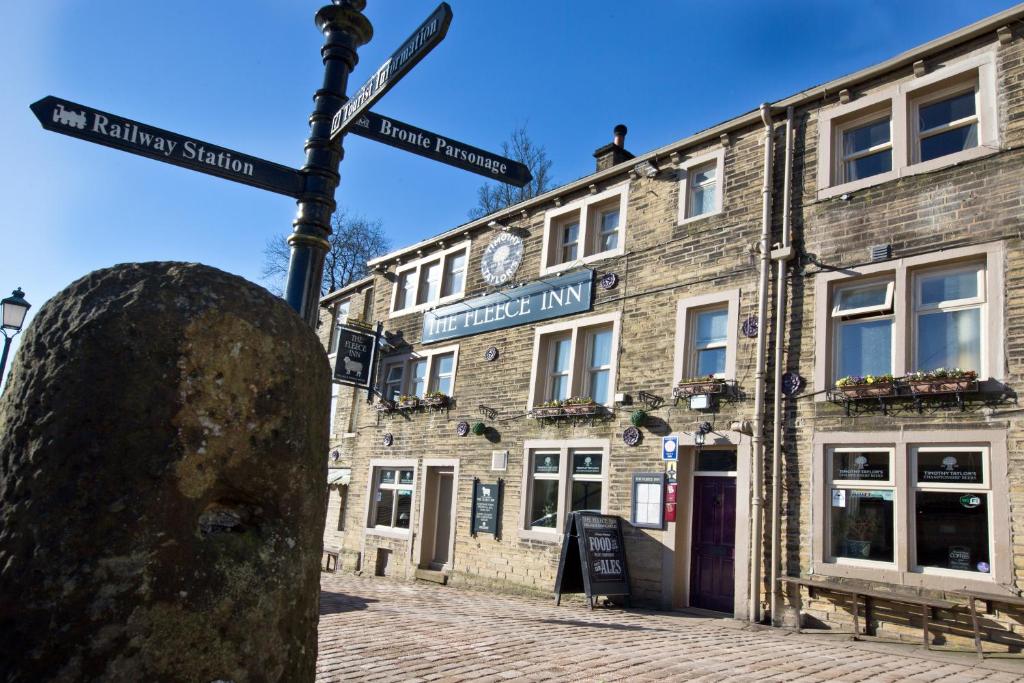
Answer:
xmin=30 ymin=96 xmax=304 ymax=198
xmin=348 ymin=111 xmax=532 ymax=187
xmin=331 ymin=3 xmax=452 ymax=139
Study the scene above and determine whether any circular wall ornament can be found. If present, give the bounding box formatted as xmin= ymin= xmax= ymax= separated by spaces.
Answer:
xmin=623 ymin=426 xmax=642 ymax=447
xmin=382 ymin=433 xmax=394 ymax=447
xmin=480 ymin=232 xmax=524 ymax=286
xmin=742 ymin=315 xmax=759 ymax=338
xmin=484 ymin=346 xmax=499 ymax=362
xmin=330 ymin=449 xmax=341 ymax=462
xmin=599 ymin=272 xmax=619 ymax=290
xmin=456 ymin=421 xmax=470 ymax=437
xmin=781 ymin=372 xmax=804 ymax=396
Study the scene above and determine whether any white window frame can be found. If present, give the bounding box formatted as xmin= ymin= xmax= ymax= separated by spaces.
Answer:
xmin=825 ymin=446 xmax=898 ymax=569
xmin=540 ymin=183 xmax=628 ymax=276
xmin=365 ymin=459 xmax=417 ymax=540
xmin=688 ymin=305 xmax=730 ymax=379
xmin=673 ymin=290 xmax=739 ymax=385
xmin=912 ymin=261 xmax=986 ymax=373
xmin=676 ymin=149 xmax=726 ymax=225
xmin=816 ymin=47 xmax=998 ymax=200
xmin=519 ymin=440 xmax=610 ymax=542
xmin=327 ymin=298 xmax=351 ymax=356
xmin=910 ymin=77 xmax=980 ymax=165
xmin=831 ymin=278 xmax=894 ymax=317
xmin=830 ymin=277 xmax=896 ymax=381
xmin=389 ymin=241 xmax=471 ymax=318
xmin=835 ymin=109 xmax=894 ymax=186
xmin=813 ymin=242 xmax=1003 ymax=400
xmin=812 ymin=432 xmax=1007 ymax=592
xmin=379 ymin=344 xmax=460 ymax=400
xmin=527 ymin=312 xmax=621 ymax=409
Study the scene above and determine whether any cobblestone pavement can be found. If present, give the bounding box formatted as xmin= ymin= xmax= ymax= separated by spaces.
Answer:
xmin=317 ymin=573 xmax=1024 ymax=682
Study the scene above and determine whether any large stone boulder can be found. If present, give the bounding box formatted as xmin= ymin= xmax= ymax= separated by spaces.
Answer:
xmin=0 ymin=262 xmax=330 ymax=681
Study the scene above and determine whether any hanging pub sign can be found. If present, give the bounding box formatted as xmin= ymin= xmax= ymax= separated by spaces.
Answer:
xmin=422 ymin=269 xmax=593 ymax=343
xmin=554 ymin=512 xmax=631 ymax=609
xmin=470 ymin=479 xmax=502 ymax=538
xmin=332 ymin=323 xmax=381 ymax=389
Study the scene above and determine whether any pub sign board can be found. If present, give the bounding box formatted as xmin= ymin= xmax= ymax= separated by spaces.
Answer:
xmin=554 ymin=512 xmax=631 ymax=609
xmin=331 ymin=3 xmax=453 ymax=138
xmin=332 ymin=324 xmax=379 ymax=389
xmin=470 ymin=479 xmax=501 ymax=538
xmin=350 ymin=111 xmax=532 ymax=187
xmin=30 ymin=96 xmax=304 ymax=198
xmin=422 ymin=269 xmax=593 ymax=344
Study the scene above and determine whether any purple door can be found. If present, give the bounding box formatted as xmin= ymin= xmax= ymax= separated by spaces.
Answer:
xmin=689 ymin=476 xmax=736 ymax=613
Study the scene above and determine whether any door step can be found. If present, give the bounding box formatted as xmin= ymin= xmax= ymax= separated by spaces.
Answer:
xmin=414 ymin=568 xmax=448 ymax=585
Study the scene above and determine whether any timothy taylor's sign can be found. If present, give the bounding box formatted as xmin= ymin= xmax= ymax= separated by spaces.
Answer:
xmin=422 ymin=270 xmax=592 ymax=344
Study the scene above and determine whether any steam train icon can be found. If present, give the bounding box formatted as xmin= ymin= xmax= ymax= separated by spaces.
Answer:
xmin=341 ymin=355 xmax=364 ymax=375
xmin=53 ymin=104 xmax=87 ymax=130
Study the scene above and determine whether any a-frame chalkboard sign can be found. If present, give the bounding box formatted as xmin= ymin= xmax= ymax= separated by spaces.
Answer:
xmin=553 ymin=511 xmax=631 ymax=609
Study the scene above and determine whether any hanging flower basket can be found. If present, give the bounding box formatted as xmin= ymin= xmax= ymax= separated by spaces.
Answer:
xmin=674 ymin=376 xmax=725 ymax=398
xmin=835 ymin=375 xmax=896 ymax=399
xmin=905 ymin=368 xmax=978 ymax=395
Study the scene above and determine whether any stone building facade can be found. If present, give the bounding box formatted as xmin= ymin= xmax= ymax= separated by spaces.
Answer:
xmin=320 ymin=6 xmax=1024 ymax=648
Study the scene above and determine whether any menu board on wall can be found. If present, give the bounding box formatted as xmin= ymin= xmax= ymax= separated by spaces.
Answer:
xmin=470 ymin=479 xmax=502 ymax=538
xmin=554 ymin=512 xmax=631 ymax=609
xmin=631 ymin=472 xmax=665 ymax=529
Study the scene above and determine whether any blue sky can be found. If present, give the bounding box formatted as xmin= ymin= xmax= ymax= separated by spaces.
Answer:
xmin=0 ymin=1 xmax=1016 ymax=370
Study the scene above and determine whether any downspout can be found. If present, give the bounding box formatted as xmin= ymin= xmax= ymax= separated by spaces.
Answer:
xmin=749 ymin=103 xmax=774 ymax=624
xmin=769 ymin=105 xmax=796 ymax=625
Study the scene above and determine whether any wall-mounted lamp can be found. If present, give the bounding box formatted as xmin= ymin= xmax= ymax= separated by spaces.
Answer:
xmin=632 ymin=159 xmax=660 ymax=178
xmin=694 ymin=421 xmax=713 ymax=450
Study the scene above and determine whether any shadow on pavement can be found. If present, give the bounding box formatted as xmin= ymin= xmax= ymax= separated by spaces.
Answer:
xmin=319 ymin=591 xmax=379 ymax=615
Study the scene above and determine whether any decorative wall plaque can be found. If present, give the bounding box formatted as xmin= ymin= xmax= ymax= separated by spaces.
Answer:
xmin=599 ymin=272 xmax=619 ymax=290
xmin=623 ymin=426 xmax=642 ymax=447
xmin=456 ymin=421 xmax=470 ymax=437
xmin=484 ymin=346 xmax=499 ymax=362
xmin=742 ymin=315 xmax=759 ymax=338
xmin=781 ymin=372 xmax=803 ymax=396
xmin=382 ymin=433 xmax=394 ymax=447
xmin=480 ymin=232 xmax=524 ymax=286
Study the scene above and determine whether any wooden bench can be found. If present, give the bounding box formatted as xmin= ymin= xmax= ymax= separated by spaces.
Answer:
xmin=951 ymin=589 xmax=1024 ymax=660
xmin=778 ymin=576 xmax=955 ymax=650
xmin=322 ymin=547 xmax=340 ymax=573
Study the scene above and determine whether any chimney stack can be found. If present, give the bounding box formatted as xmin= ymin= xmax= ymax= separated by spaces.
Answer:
xmin=593 ymin=124 xmax=634 ymax=172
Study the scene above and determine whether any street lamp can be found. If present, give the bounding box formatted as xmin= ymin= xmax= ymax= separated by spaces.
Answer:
xmin=1 ymin=288 xmax=31 ymax=384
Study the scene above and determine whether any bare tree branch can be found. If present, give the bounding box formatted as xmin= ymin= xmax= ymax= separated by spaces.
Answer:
xmin=262 ymin=211 xmax=390 ymax=297
xmin=469 ymin=125 xmax=554 ymax=219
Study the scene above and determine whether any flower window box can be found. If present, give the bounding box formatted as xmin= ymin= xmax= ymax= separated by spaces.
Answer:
xmin=834 ymin=375 xmax=897 ymax=399
xmin=421 ymin=392 xmax=450 ymax=409
xmin=396 ymin=396 xmax=420 ymax=410
xmin=906 ymin=369 xmax=979 ymax=395
xmin=674 ymin=376 xmax=726 ymax=399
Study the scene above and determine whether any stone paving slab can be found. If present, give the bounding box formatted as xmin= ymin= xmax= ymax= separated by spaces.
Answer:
xmin=317 ymin=574 xmax=1024 ymax=682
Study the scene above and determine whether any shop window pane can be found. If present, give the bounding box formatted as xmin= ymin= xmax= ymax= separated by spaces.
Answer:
xmin=395 ymin=490 xmax=412 ymax=529
xmin=696 ymin=347 xmax=726 ymax=376
xmin=696 ymin=450 xmax=738 ymax=472
xmin=915 ymin=491 xmax=989 ymax=572
xmin=919 ymin=90 xmax=976 ymax=132
xmin=530 ymin=479 xmax=560 ymax=528
xmin=835 ymin=283 xmax=890 ymax=313
xmin=832 ymin=451 xmax=890 ymax=482
xmin=843 ymin=118 xmax=890 ymax=155
xmin=374 ymin=489 xmax=394 ymax=527
xmin=379 ymin=469 xmax=396 ymax=485
xmin=398 ymin=469 xmax=414 ymax=485
xmin=830 ymin=489 xmax=894 ymax=562
xmin=917 ymin=450 xmax=983 ymax=485
xmin=572 ymin=481 xmax=602 ymax=513
xmin=837 ymin=318 xmax=892 ymax=378
xmin=921 ymin=124 xmax=978 ymax=162
xmin=845 ymin=150 xmax=892 ymax=181
xmin=572 ymin=453 xmax=602 ymax=475
xmin=916 ymin=308 xmax=980 ymax=371
xmin=920 ymin=269 xmax=979 ymax=305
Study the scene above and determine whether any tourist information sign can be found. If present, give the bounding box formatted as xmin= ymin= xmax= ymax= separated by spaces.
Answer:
xmin=30 ymin=96 xmax=304 ymax=198
xmin=331 ymin=3 xmax=453 ymax=138
xmin=349 ymin=111 xmax=532 ymax=187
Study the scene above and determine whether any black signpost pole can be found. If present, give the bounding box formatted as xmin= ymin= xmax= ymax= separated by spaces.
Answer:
xmin=284 ymin=1 xmax=373 ymax=326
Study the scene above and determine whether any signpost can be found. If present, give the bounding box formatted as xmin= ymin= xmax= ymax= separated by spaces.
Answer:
xmin=331 ymin=3 xmax=453 ymax=138
xmin=349 ymin=111 xmax=532 ymax=187
xmin=30 ymin=97 xmax=304 ymax=198
xmin=470 ymin=479 xmax=502 ymax=538
xmin=553 ymin=512 xmax=631 ymax=609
